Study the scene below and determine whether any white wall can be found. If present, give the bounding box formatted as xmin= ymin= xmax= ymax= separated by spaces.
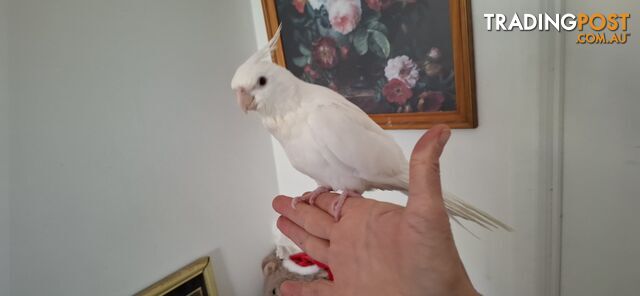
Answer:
xmin=251 ymin=1 xmax=558 ymax=295
xmin=0 ymin=0 xmax=12 ymax=294
xmin=7 ymin=0 xmax=278 ymax=295
xmin=561 ymin=1 xmax=640 ymax=295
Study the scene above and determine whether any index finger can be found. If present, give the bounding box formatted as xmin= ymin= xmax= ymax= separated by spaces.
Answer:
xmin=273 ymin=195 xmax=335 ymax=239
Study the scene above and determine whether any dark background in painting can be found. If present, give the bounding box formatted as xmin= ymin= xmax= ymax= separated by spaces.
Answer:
xmin=273 ymin=0 xmax=457 ymax=114
xmin=166 ymin=274 xmax=209 ymax=296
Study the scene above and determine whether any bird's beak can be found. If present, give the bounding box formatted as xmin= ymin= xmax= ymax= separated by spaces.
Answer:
xmin=235 ymin=88 xmax=256 ymax=113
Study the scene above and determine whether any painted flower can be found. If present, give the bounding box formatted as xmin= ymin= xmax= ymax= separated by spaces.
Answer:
xmin=403 ymin=104 xmax=413 ymax=113
xmin=326 ymin=0 xmax=362 ymax=35
xmin=365 ymin=0 xmax=393 ymax=11
xmin=418 ymin=91 xmax=445 ymax=112
xmin=304 ymin=65 xmax=320 ymax=79
xmin=428 ymin=47 xmax=442 ymax=60
xmin=424 ymin=62 xmax=443 ymax=78
xmin=365 ymin=0 xmax=381 ymax=11
xmin=383 ymin=79 xmax=413 ymax=105
xmin=384 ymin=55 xmax=420 ymax=88
xmin=292 ymin=0 xmax=307 ymax=13
xmin=308 ymin=0 xmax=327 ymax=9
xmin=312 ymin=37 xmax=338 ymax=69
xmin=340 ymin=45 xmax=350 ymax=59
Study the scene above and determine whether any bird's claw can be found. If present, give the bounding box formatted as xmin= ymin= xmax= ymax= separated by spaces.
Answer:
xmin=291 ymin=186 xmax=332 ymax=209
xmin=330 ymin=190 xmax=363 ymax=221
xmin=292 ymin=188 xmax=362 ymax=221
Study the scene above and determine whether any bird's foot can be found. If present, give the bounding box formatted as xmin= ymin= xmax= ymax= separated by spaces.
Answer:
xmin=331 ymin=190 xmax=362 ymax=221
xmin=291 ymin=186 xmax=332 ymax=209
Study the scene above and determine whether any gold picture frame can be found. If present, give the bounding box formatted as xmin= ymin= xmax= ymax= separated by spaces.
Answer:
xmin=135 ymin=257 xmax=218 ymax=296
xmin=261 ymin=0 xmax=478 ymax=129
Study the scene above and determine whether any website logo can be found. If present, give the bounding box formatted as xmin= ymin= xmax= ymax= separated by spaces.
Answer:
xmin=484 ymin=13 xmax=631 ymax=45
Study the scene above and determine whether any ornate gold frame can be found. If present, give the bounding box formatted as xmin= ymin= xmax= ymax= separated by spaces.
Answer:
xmin=135 ymin=257 xmax=218 ymax=296
xmin=261 ymin=0 xmax=478 ymax=129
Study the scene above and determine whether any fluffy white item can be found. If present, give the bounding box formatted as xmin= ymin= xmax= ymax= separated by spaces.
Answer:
xmin=282 ymin=258 xmax=321 ymax=276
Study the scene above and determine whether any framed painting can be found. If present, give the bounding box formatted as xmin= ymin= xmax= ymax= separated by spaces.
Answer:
xmin=135 ymin=257 xmax=218 ymax=296
xmin=261 ymin=0 xmax=477 ymax=129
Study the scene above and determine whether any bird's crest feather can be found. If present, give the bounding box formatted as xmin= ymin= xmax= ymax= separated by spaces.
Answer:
xmin=248 ymin=24 xmax=282 ymax=64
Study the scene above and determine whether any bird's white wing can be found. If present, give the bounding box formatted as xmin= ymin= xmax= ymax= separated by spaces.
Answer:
xmin=305 ymin=88 xmax=408 ymax=189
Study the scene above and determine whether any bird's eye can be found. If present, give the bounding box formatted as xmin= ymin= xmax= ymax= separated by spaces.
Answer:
xmin=271 ymin=288 xmax=277 ymax=295
xmin=258 ymin=76 xmax=267 ymax=87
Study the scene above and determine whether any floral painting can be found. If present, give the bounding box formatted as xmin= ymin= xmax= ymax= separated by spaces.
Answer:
xmin=263 ymin=0 xmax=478 ymax=128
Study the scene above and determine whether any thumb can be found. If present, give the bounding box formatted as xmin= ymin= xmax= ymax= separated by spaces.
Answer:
xmin=406 ymin=124 xmax=451 ymax=216
xmin=280 ymin=280 xmax=333 ymax=296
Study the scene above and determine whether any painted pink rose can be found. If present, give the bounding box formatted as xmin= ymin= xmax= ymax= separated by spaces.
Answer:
xmin=418 ymin=91 xmax=445 ymax=112
xmin=384 ymin=55 xmax=419 ymax=88
xmin=366 ymin=0 xmax=393 ymax=11
xmin=365 ymin=0 xmax=382 ymax=11
xmin=383 ymin=79 xmax=413 ymax=105
xmin=304 ymin=65 xmax=320 ymax=79
xmin=340 ymin=45 xmax=350 ymax=59
xmin=312 ymin=37 xmax=338 ymax=69
xmin=327 ymin=0 xmax=362 ymax=35
xmin=292 ymin=0 xmax=307 ymax=14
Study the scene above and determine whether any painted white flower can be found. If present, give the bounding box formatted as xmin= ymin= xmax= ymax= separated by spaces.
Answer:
xmin=308 ymin=0 xmax=327 ymax=9
xmin=326 ymin=0 xmax=362 ymax=35
xmin=384 ymin=55 xmax=420 ymax=88
xmin=428 ymin=47 xmax=442 ymax=60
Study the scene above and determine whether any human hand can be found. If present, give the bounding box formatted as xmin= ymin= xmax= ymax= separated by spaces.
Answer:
xmin=272 ymin=125 xmax=478 ymax=296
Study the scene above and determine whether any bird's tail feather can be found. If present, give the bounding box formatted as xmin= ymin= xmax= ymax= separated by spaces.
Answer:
xmin=443 ymin=193 xmax=513 ymax=231
xmin=400 ymin=190 xmax=513 ymax=232
xmin=449 ymin=215 xmax=480 ymax=239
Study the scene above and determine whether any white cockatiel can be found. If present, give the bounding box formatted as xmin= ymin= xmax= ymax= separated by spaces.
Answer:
xmin=231 ymin=26 xmax=511 ymax=231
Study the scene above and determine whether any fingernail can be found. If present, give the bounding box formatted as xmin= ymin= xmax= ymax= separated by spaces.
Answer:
xmin=439 ymin=127 xmax=451 ymax=145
